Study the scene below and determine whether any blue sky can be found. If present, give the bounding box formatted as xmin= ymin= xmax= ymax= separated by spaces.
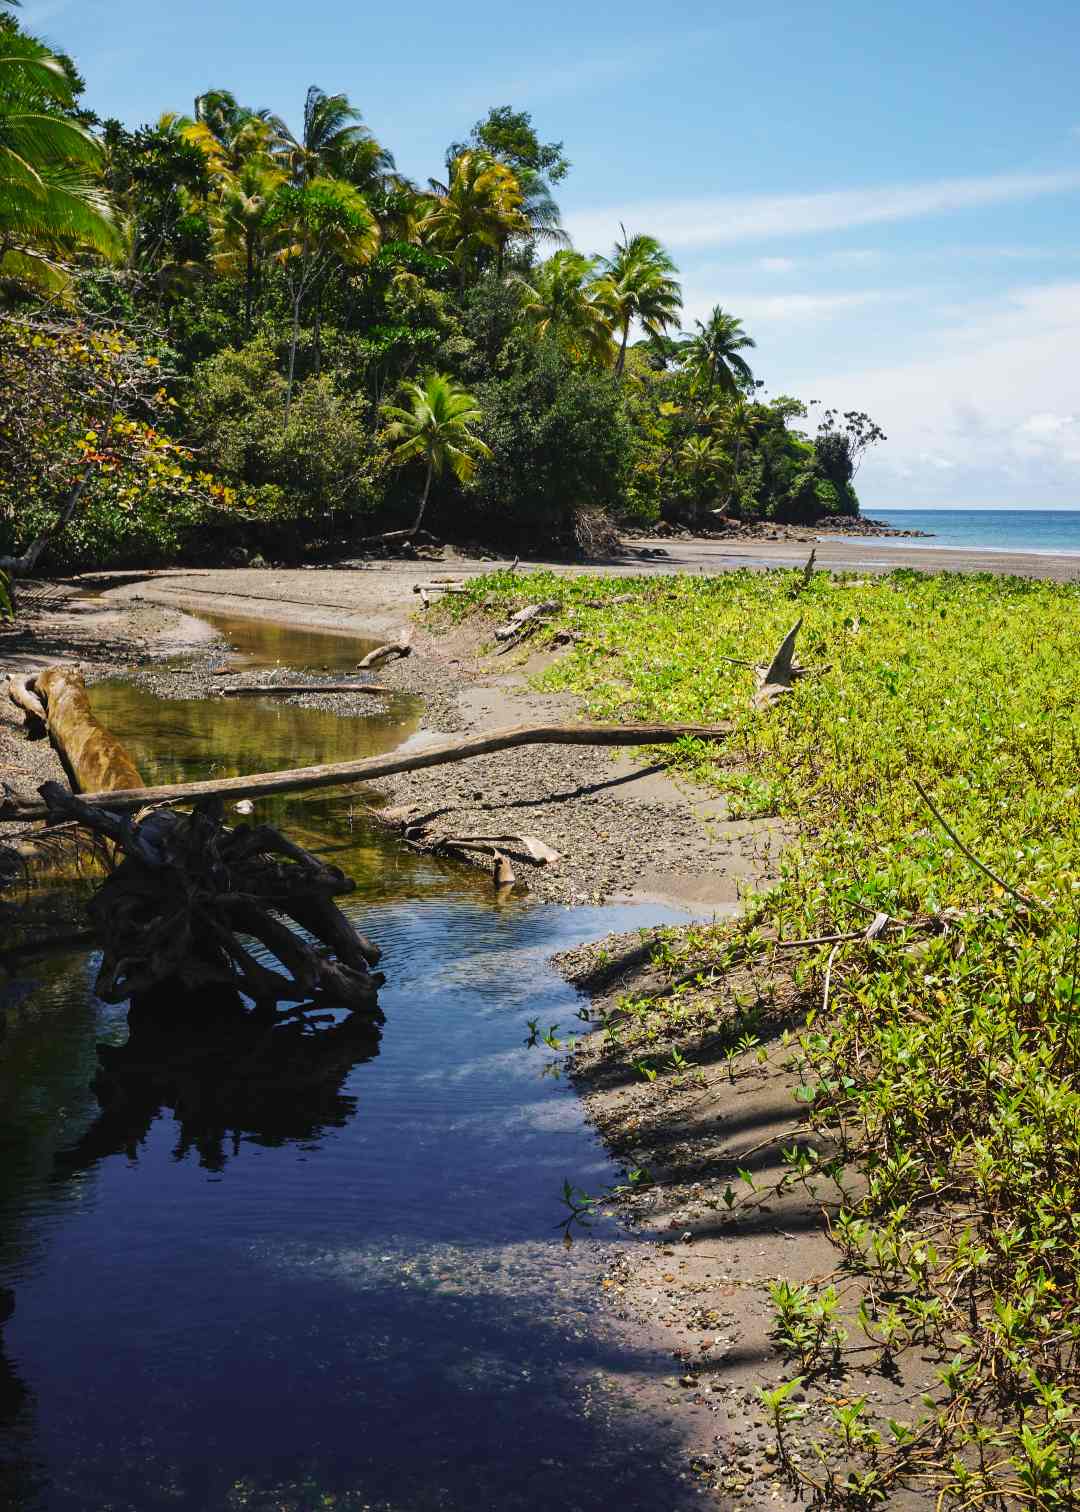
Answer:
xmin=22 ymin=0 xmax=1080 ymax=507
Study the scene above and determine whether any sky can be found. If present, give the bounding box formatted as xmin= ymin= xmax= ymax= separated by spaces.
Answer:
xmin=20 ymin=0 xmax=1080 ymax=508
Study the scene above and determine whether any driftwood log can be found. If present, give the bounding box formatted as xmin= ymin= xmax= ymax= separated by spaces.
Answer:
xmin=7 ymin=721 xmax=732 ymax=821
xmin=212 ymin=682 xmax=390 ymax=698
xmin=36 ymin=665 xmax=144 ymax=792
xmin=14 ymin=664 xmax=384 ymax=1019
xmin=357 ymin=639 xmax=412 ymax=670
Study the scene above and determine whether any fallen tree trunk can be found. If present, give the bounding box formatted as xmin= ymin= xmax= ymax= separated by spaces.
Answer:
xmin=35 ymin=665 xmax=144 ymax=793
xmin=9 ymin=721 xmax=732 ymax=821
xmin=213 ymin=682 xmax=390 ymax=698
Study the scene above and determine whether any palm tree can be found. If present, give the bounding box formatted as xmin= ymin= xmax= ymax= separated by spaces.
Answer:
xmin=383 ymin=373 xmax=491 ymax=538
xmin=591 ymin=229 xmax=681 ymax=378
xmin=680 ymin=306 xmax=756 ymax=398
xmin=267 ymin=86 xmax=394 ymax=191
xmin=180 ymin=90 xmax=273 ymax=183
xmin=512 ymin=250 xmax=613 ymax=365
xmin=421 ymin=150 xmax=529 ymax=287
xmin=265 ymin=176 xmax=380 ymax=421
xmin=209 ymin=159 xmax=283 ymax=334
xmin=0 ymin=24 xmax=120 ymax=292
xmin=717 ymin=400 xmax=765 ymax=514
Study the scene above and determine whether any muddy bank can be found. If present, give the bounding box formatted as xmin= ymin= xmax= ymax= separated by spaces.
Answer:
xmin=549 ymin=925 xmax=936 ymax=1507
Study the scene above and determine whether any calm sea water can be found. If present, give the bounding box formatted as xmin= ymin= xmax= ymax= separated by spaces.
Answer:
xmin=861 ymin=508 xmax=1080 ymax=556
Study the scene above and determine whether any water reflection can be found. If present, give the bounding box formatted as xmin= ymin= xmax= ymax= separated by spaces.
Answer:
xmin=56 ymin=1004 xmax=382 ymax=1176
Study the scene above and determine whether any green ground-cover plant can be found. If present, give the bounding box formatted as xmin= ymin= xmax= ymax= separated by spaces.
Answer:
xmin=442 ymin=566 xmax=1080 ymax=1503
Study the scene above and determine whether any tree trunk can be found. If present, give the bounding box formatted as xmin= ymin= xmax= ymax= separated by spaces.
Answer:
xmin=34 ymin=666 xmax=144 ymax=795
xmin=615 ymin=322 xmax=630 ymax=378
xmin=284 ymin=288 xmax=302 ymax=428
xmin=408 ymin=463 xmax=434 ymax=539
xmin=243 ymin=236 xmax=254 ymax=338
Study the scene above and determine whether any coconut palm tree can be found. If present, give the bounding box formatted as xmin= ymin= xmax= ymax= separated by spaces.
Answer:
xmin=0 ymin=23 xmax=120 ymax=292
xmin=209 ymin=158 xmax=283 ymax=334
xmin=512 ymin=249 xmax=613 ymax=365
xmin=383 ymin=373 xmax=491 ymax=538
xmin=591 ymin=229 xmax=681 ymax=378
xmin=422 ymin=150 xmax=529 ymax=287
xmin=680 ymin=306 xmax=756 ymax=398
xmin=267 ymin=86 xmax=395 ymax=191
xmin=265 ymin=176 xmax=380 ymax=421
xmin=180 ymin=90 xmax=273 ymax=183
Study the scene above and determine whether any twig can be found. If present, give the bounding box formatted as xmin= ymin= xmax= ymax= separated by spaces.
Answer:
xmin=912 ymin=779 xmax=1043 ymax=909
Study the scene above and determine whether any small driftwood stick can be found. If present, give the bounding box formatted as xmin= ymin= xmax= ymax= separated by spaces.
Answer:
xmin=494 ymin=601 xmax=560 ymax=640
xmin=213 ymin=682 xmax=390 ymax=698
xmin=356 ymin=639 xmax=412 ymax=670
xmin=9 ymin=721 xmax=732 ymax=821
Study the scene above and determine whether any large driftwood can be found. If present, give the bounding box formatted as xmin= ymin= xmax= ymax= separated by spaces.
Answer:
xmin=17 ymin=664 xmax=384 ymax=1017
xmin=41 ymin=784 xmax=383 ymax=1016
xmin=9 ymin=721 xmax=732 ymax=821
xmin=35 ymin=666 xmax=144 ymax=793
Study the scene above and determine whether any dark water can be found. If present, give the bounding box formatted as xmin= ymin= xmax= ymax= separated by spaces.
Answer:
xmin=853 ymin=507 xmax=1080 ymax=555
xmin=0 ymin=616 xmax=702 ymax=1511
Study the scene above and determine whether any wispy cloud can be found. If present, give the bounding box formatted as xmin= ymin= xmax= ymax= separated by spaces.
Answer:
xmin=706 ymin=290 xmax=886 ymax=324
xmin=565 ymin=170 xmax=1080 ymax=253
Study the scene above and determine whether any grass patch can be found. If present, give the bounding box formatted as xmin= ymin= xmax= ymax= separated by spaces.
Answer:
xmin=441 ymin=565 xmax=1080 ymax=1505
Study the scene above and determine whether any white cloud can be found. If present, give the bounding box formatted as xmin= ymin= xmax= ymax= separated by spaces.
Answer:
xmin=798 ymin=282 xmax=1080 ymax=504
xmin=565 ymin=169 xmax=1080 ymax=253
xmin=757 ymin=256 xmax=797 ymax=273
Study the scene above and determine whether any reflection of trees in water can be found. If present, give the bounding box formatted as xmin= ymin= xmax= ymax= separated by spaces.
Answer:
xmin=57 ymin=1001 xmax=381 ymax=1175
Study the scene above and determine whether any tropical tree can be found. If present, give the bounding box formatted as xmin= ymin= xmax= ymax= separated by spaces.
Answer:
xmin=0 ymin=19 xmax=120 ymax=293
xmin=264 ymin=176 xmax=379 ymax=421
xmin=267 ymin=85 xmax=394 ymax=191
xmin=209 ymin=158 xmax=283 ymax=334
xmin=680 ymin=305 xmax=755 ymax=398
xmin=422 ymin=150 xmax=529 ymax=286
xmin=179 ymin=89 xmax=272 ymax=182
xmin=382 ymin=372 xmax=491 ymax=538
xmin=513 ymin=250 xmax=613 ymax=365
xmin=591 ymin=229 xmax=681 ymax=378
xmin=716 ymin=399 xmax=765 ymax=514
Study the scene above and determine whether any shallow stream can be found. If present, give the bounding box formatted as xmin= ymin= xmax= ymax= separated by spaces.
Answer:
xmin=0 ymin=615 xmax=702 ymax=1511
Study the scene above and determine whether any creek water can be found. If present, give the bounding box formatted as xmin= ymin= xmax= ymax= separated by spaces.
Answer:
xmin=0 ymin=615 xmax=705 ymax=1512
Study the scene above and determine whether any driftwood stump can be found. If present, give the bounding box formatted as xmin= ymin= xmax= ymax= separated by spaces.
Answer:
xmin=40 ymin=784 xmax=384 ymax=1017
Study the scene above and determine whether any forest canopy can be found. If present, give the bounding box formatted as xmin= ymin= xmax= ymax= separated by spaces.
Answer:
xmin=0 ymin=6 xmax=884 ymax=571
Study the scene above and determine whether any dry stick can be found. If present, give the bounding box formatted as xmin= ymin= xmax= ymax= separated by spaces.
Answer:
xmin=213 ymin=682 xmax=390 ymax=698
xmin=6 ymin=674 xmax=47 ymax=728
xmin=821 ymin=941 xmax=840 ymax=1017
xmin=9 ymin=721 xmax=733 ymax=822
xmin=912 ymin=778 xmax=1044 ymax=909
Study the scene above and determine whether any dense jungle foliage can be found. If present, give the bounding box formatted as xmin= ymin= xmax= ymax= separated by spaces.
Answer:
xmin=0 ymin=4 xmax=883 ymax=570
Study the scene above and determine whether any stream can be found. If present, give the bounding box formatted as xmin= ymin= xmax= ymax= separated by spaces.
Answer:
xmin=0 ymin=614 xmax=706 ymax=1512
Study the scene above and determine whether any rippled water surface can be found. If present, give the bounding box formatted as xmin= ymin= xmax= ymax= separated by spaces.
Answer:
xmin=1 ymin=615 xmax=699 ymax=1511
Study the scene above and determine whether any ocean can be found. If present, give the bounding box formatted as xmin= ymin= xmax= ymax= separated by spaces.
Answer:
xmin=854 ymin=508 xmax=1080 ymax=556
